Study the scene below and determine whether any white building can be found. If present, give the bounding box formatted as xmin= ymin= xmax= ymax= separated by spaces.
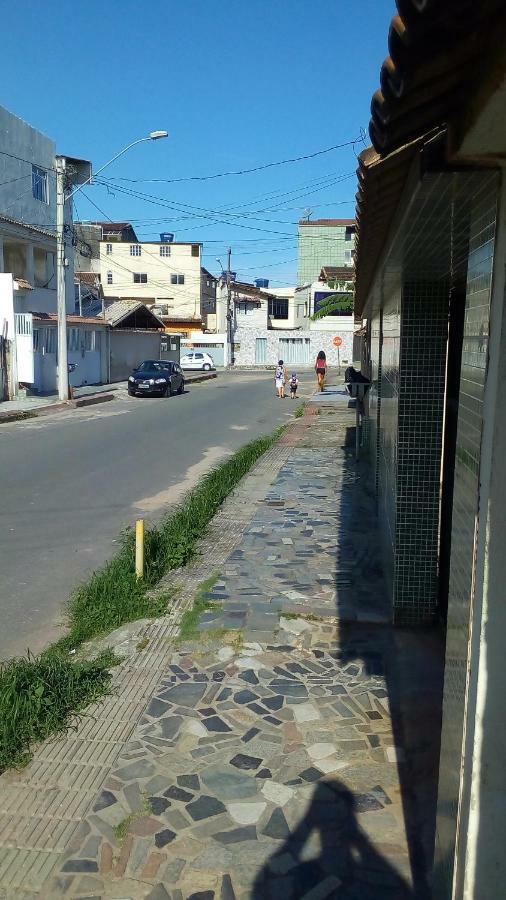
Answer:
xmin=75 ymin=224 xmax=204 ymax=333
xmin=215 ymin=277 xmax=354 ymax=368
xmin=0 ymin=106 xmax=83 ymax=397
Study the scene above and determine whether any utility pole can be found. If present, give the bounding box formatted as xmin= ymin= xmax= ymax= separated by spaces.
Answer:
xmin=56 ymin=157 xmax=69 ymax=401
xmin=227 ymin=247 xmax=233 ymax=366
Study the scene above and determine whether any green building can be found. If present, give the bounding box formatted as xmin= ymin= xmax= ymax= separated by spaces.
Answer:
xmin=297 ymin=218 xmax=356 ymax=285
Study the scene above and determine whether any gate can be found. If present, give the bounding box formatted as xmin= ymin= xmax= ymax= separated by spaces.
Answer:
xmin=15 ymin=313 xmax=34 ymax=383
xmin=278 ymin=337 xmax=311 ymax=366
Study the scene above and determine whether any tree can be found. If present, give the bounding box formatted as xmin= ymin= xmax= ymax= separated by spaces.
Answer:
xmin=311 ymin=292 xmax=354 ymax=321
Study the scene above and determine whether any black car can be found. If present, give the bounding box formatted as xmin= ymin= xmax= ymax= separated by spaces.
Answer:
xmin=128 ymin=360 xmax=185 ymax=397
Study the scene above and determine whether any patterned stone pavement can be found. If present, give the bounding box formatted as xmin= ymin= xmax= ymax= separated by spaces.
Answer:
xmin=43 ymin=401 xmax=425 ymax=900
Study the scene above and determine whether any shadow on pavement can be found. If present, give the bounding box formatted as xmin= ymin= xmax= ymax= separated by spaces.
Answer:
xmin=252 ymin=778 xmax=414 ymax=899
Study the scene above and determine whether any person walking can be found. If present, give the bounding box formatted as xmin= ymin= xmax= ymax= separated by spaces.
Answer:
xmin=275 ymin=359 xmax=287 ymax=398
xmin=289 ymin=372 xmax=299 ymax=399
xmin=315 ymin=350 xmax=327 ymax=392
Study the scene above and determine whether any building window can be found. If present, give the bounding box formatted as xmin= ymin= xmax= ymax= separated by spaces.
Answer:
xmin=107 ymin=271 xmax=113 ymax=285
xmin=344 ymin=250 xmax=352 ymax=262
xmin=32 ymin=165 xmax=48 ymax=204
xmin=130 ymin=245 xmax=142 ymax=256
xmin=133 ymin=273 xmax=148 ymax=284
xmin=268 ymin=298 xmax=289 ymax=319
xmin=171 ymin=274 xmax=185 ymax=285
xmin=160 ymin=245 xmax=171 ymax=257
xmin=67 ymin=327 xmax=80 ymax=352
xmin=106 ymin=243 xmax=113 ymax=254
xmin=237 ymin=302 xmax=254 ymax=316
xmin=191 ymin=244 xmax=200 ymax=257
xmin=345 ymin=226 xmax=355 ymax=242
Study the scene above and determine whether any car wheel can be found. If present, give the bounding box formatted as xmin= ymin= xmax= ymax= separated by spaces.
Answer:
xmin=164 ymin=382 xmax=172 ymax=398
xmin=128 ymin=389 xmax=135 ymax=396
xmin=203 ymin=363 xmax=211 ymax=371
xmin=178 ymin=381 xmax=184 ymax=394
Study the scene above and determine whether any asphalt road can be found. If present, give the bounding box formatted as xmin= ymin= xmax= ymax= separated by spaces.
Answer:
xmin=0 ymin=370 xmax=314 ymax=659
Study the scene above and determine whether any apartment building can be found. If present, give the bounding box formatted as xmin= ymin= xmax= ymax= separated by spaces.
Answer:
xmin=297 ymin=218 xmax=355 ymax=285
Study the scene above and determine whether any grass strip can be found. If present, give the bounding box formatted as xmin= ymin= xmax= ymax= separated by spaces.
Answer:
xmin=0 ymin=430 xmax=279 ymax=773
xmin=178 ymin=573 xmax=222 ymax=643
xmin=0 ymin=650 xmax=114 ymax=772
xmin=57 ymin=429 xmax=280 ymax=652
xmin=294 ymin=402 xmax=306 ymax=418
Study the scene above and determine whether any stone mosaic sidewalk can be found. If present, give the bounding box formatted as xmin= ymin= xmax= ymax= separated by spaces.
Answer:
xmin=43 ymin=399 xmax=420 ymax=900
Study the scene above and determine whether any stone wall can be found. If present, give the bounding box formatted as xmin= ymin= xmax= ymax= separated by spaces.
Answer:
xmin=233 ymin=327 xmax=353 ymax=367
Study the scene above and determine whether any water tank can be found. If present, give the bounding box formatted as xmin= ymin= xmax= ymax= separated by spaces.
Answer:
xmin=160 ymin=232 xmax=174 ymax=243
xmin=254 ymin=278 xmax=269 ymax=288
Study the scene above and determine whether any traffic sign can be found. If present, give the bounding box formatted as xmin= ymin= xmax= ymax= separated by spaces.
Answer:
xmin=333 ymin=336 xmax=343 ymax=347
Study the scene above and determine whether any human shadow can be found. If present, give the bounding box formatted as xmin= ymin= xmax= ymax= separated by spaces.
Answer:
xmin=252 ymin=778 xmax=414 ymax=899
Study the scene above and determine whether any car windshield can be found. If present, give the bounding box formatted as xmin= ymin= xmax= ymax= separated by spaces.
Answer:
xmin=136 ymin=361 xmax=170 ymax=373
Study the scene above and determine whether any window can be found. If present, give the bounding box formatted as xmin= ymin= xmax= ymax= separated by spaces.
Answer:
xmin=67 ymin=328 xmax=80 ymax=352
xmin=32 ymin=165 xmax=48 ymax=203
xmin=106 ymin=243 xmax=113 ymax=254
xmin=133 ymin=273 xmax=148 ymax=284
xmin=344 ymin=250 xmax=352 ymax=262
xmin=237 ymin=302 xmax=254 ymax=316
xmin=160 ymin=245 xmax=171 ymax=257
xmin=345 ymin=226 xmax=355 ymax=242
xmin=130 ymin=245 xmax=142 ymax=256
xmin=268 ymin=298 xmax=289 ymax=319
xmin=107 ymin=271 xmax=113 ymax=285
xmin=171 ymin=274 xmax=185 ymax=285
xmin=191 ymin=244 xmax=200 ymax=257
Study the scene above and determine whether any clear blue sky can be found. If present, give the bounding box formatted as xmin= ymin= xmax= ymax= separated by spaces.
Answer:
xmin=2 ymin=0 xmax=393 ymax=285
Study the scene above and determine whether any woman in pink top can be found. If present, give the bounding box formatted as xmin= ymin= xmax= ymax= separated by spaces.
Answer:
xmin=315 ymin=350 xmax=327 ymax=392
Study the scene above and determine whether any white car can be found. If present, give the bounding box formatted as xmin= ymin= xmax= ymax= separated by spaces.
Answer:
xmin=180 ymin=351 xmax=215 ymax=372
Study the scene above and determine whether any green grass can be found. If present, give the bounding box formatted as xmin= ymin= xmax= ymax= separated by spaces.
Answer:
xmin=0 ymin=650 xmax=114 ymax=773
xmin=178 ymin=573 xmax=222 ymax=643
xmin=0 ymin=430 xmax=280 ymax=774
xmin=280 ymin=611 xmax=324 ymax=622
xmin=114 ymin=795 xmax=150 ymax=844
xmin=294 ymin=403 xmax=306 ymax=418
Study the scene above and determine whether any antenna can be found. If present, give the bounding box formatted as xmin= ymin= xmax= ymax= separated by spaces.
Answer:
xmin=303 ymin=208 xmax=313 ymax=222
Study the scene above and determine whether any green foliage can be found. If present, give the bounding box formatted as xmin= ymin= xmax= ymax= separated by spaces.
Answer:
xmin=0 ymin=651 xmax=113 ymax=773
xmin=311 ymin=292 xmax=354 ymax=320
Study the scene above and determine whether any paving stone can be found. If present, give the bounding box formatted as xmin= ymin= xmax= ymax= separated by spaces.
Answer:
xmin=178 ymin=774 xmax=200 ymax=791
xmin=202 ymin=766 xmax=258 ymax=801
xmin=307 ymin=743 xmax=337 ymax=761
xmin=233 ymin=689 xmax=258 ymax=704
xmin=159 ymin=716 xmax=184 ymax=739
xmin=187 ymin=795 xmax=227 ymax=821
xmin=261 ymin=781 xmax=294 ymax=805
xmin=229 ymin=753 xmax=262 ymax=771
xmin=115 ymin=759 xmax=156 ymax=780
xmin=92 ymin=790 xmax=116 ymax=812
xmin=155 ymin=827 xmax=176 ymax=848
xmin=146 ymin=885 xmax=172 ymax=900
xmin=220 ymin=873 xmax=236 ymax=900
xmin=238 ymin=670 xmax=259 ymax=685
xmin=164 ymin=785 xmax=194 ymax=802
xmin=149 ymin=796 xmax=172 ymax=815
xmin=147 ymin=698 xmax=172 ymax=718
xmin=293 ymin=702 xmax=321 ymax=723
xmin=213 ymin=825 xmax=257 ymax=845
xmin=227 ymin=802 xmax=267 ymax=825
xmin=61 ymin=859 xmax=99 ymax=873
xmin=204 ymin=716 xmax=233 ymax=733
xmin=262 ymin=807 xmax=290 ymax=840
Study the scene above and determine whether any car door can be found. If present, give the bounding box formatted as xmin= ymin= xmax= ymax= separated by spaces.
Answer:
xmin=182 ymin=353 xmax=194 ymax=370
xmin=193 ymin=352 xmax=205 ymax=370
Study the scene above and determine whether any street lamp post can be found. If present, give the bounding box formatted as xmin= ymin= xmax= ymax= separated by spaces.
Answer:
xmin=56 ymin=131 xmax=169 ymax=401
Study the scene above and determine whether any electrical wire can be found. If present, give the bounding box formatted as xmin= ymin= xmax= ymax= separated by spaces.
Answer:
xmin=102 ymin=137 xmax=362 ymax=184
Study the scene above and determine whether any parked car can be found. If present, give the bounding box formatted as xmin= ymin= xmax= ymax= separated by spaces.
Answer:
xmin=128 ymin=360 xmax=185 ymax=397
xmin=180 ymin=351 xmax=215 ymax=371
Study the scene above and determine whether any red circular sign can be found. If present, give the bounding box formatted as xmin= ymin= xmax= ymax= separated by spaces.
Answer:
xmin=333 ymin=336 xmax=343 ymax=347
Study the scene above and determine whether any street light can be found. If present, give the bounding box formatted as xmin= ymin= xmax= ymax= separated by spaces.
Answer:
xmin=57 ymin=131 xmax=169 ymax=400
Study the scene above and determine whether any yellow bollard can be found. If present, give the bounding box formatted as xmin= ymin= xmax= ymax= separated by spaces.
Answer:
xmin=135 ymin=519 xmax=145 ymax=580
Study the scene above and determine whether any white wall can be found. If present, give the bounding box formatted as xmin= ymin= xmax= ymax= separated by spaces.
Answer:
xmin=0 ymin=273 xmax=15 ymax=340
xmin=109 ymin=330 xmax=161 ymax=382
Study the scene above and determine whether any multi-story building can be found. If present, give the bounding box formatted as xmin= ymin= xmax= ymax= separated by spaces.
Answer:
xmin=75 ymin=225 xmax=203 ymax=333
xmin=0 ymin=105 xmax=90 ymax=397
xmin=297 ymin=218 xmax=356 ymax=285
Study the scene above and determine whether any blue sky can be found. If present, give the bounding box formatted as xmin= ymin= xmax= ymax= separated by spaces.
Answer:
xmin=2 ymin=0 xmax=394 ymax=284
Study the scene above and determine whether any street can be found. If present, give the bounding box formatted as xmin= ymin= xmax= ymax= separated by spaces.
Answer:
xmin=0 ymin=371 xmax=313 ymax=660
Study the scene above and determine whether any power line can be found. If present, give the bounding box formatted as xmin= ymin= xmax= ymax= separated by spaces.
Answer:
xmin=102 ymin=137 xmax=362 ymax=184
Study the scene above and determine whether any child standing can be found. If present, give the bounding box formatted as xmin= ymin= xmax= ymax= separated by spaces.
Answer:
xmin=275 ymin=360 xmax=287 ymax=398
xmin=289 ymin=372 xmax=299 ymax=399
